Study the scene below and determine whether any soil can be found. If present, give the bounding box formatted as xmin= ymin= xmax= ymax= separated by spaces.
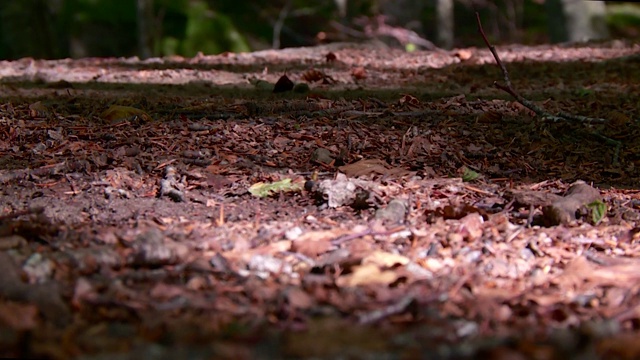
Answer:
xmin=0 ymin=39 xmax=639 ymax=359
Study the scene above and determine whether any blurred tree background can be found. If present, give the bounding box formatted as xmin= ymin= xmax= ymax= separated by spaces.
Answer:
xmin=0 ymin=0 xmax=637 ymax=60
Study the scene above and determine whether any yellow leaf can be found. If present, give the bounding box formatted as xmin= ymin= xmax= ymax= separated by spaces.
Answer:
xmin=101 ymin=105 xmax=150 ymax=122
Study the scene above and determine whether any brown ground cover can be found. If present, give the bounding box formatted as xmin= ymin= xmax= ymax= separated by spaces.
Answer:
xmin=0 ymin=40 xmax=639 ymax=358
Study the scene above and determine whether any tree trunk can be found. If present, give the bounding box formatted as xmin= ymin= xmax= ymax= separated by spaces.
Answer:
xmin=546 ymin=0 xmax=609 ymax=43
xmin=137 ymin=0 xmax=153 ymax=59
xmin=436 ymin=0 xmax=454 ymax=49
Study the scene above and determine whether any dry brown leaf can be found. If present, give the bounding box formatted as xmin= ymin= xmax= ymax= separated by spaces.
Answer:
xmin=557 ymin=256 xmax=640 ymax=289
xmin=286 ymin=288 xmax=314 ymax=309
xmin=398 ymin=94 xmax=420 ymax=108
xmin=455 ymin=49 xmax=473 ymax=61
xmin=607 ymin=110 xmax=631 ymax=128
xmin=256 ymin=240 xmax=293 ymax=255
xmin=362 ymin=250 xmax=410 ymax=268
xmin=336 ymin=263 xmax=399 ymax=287
xmin=456 ymin=213 xmax=484 ymax=241
xmin=339 ymin=159 xmax=411 ymax=178
xmin=476 ymin=110 xmax=502 ymax=123
xmin=29 ymin=101 xmax=50 ymax=117
xmin=292 ymin=238 xmax=334 ymax=257
xmin=301 ymin=69 xmax=326 ymax=83
xmin=325 ymin=52 xmax=337 ymax=62
xmin=351 ymin=66 xmax=367 ymax=80
xmin=273 ymin=74 xmax=294 ymax=93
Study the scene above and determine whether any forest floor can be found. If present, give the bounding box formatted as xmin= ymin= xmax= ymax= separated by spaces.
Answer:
xmin=0 ymin=39 xmax=639 ymax=359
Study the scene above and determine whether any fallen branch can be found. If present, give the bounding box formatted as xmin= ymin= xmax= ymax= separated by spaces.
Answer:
xmin=475 ymin=13 xmax=607 ymax=125
xmin=475 ymin=12 xmax=621 ymax=164
xmin=0 ymin=162 xmax=68 ymax=185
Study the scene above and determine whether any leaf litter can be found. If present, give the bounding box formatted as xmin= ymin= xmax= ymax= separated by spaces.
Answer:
xmin=0 ymin=40 xmax=639 ymax=358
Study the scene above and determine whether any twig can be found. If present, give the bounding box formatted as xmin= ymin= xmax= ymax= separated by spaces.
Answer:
xmin=0 ymin=162 xmax=68 ymax=185
xmin=358 ymin=294 xmax=415 ymax=324
xmin=272 ymin=0 xmax=292 ymax=49
xmin=475 ymin=12 xmax=606 ymax=125
xmin=475 ymin=12 xmax=621 ymax=164
xmin=331 ymin=225 xmax=407 ymax=246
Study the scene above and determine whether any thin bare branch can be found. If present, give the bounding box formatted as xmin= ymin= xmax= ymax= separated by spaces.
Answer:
xmin=475 ymin=12 xmax=608 ymax=125
xmin=475 ymin=12 xmax=620 ymax=163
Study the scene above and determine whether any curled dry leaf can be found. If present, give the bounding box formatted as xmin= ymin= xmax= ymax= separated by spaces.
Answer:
xmin=273 ymin=74 xmax=294 ymax=93
xmin=398 ymin=94 xmax=420 ymax=109
xmin=351 ymin=66 xmax=367 ymax=80
xmin=325 ymin=52 xmax=337 ymax=62
xmin=302 ymin=69 xmax=326 ymax=83
xmin=29 ymin=101 xmax=50 ymax=117
xmin=456 ymin=213 xmax=485 ymax=241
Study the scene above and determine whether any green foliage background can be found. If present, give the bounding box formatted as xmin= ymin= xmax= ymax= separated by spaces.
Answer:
xmin=0 ymin=0 xmax=637 ymax=60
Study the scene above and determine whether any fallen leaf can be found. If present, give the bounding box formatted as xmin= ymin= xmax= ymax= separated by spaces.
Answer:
xmin=362 ymin=250 xmax=410 ymax=268
xmin=455 ymin=49 xmax=473 ymax=61
xmin=336 ymin=263 xmax=399 ymax=287
xmin=457 ymin=213 xmax=484 ymax=241
xmin=273 ymin=74 xmax=294 ymax=93
xmin=292 ymin=238 xmax=333 ymax=257
xmin=29 ymin=101 xmax=50 ymax=117
xmin=302 ymin=69 xmax=326 ymax=83
xmin=286 ymin=288 xmax=314 ymax=309
xmin=351 ymin=66 xmax=367 ymax=80
xmin=101 ymin=105 xmax=150 ymax=122
xmin=339 ymin=159 xmax=410 ymax=178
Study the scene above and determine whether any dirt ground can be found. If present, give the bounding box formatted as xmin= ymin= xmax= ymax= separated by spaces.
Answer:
xmin=1 ymin=39 xmax=640 ymax=359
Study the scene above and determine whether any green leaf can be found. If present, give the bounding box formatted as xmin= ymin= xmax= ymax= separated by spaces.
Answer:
xmin=574 ymin=88 xmax=593 ymax=97
xmin=588 ymin=200 xmax=606 ymax=224
xmin=461 ymin=167 xmax=480 ymax=182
